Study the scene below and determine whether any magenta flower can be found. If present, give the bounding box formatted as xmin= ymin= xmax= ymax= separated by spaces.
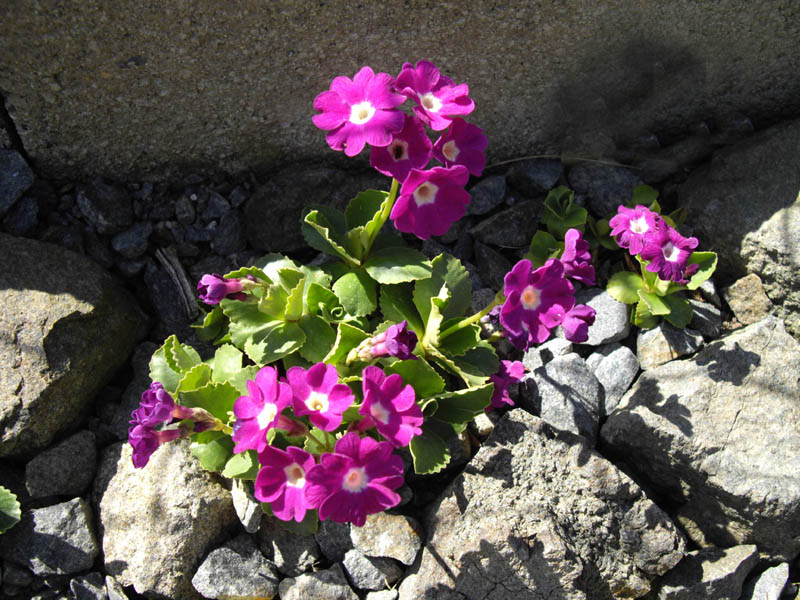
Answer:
xmin=130 ymin=382 xmax=175 ymax=427
xmin=432 ymin=118 xmax=487 ymax=176
xmin=255 ymin=445 xmax=315 ymax=523
xmin=560 ymin=228 xmax=596 ymax=286
xmin=312 ymin=66 xmax=406 ymax=157
xmin=353 ymin=321 xmax=418 ymax=362
xmin=609 ymin=205 xmax=660 ymax=256
xmin=369 ymin=114 xmax=432 ymax=182
xmin=128 ymin=425 xmax=182 ymax=469
xmin=562 ymin=304 xmax=596 ymax=343
xmin=286 ymin=363 xmax=354 ymax=432
xmin=197 ymin=274 xmax=246 ymax=305
xmin=390 ymin=165 xmax=470 ymax=240
xmin=500 ymin=259 xmax=576 ymax=350
xmin=488 ymin=360 xmax=525 ymax=410
xmin=232 ymin=366 xmax=293 ymax=454
xmin=396 ymin=61 xmax=474 ymax=131
xmin=357 ymin=366 xmax=423 ymax=448
xmin=305 ymin=433 xmax=404 ymax=526
xmin=640 ymin=225 xmax=699 ymax=284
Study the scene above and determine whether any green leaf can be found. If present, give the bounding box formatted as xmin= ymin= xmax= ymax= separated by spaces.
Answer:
xmin=211 ymin=345 xmax=244 ymax=383
xmin=221 ymin=299 xmax=274 ymax=347
xmin=284 ymin=279 xmax=305 ymax=322
xmin=542 ymin=186 xmax=587 ymax=237
xmin=222 ymin=450 xmax=260 ymax=479
xmin=413 ymin=253 xmax=471 ymax=325
xmin=432 ymin=383 xmax=493 ymax=424
xmin=346 ymin=189 xmax=388 ymax=229
xmin=181 ymin=381 xmax=240 ymax=422
xmin=629 ymin=184 xmax=659 ymax=210
xmin=190 ymin=431 xmax=234 ymax=473
xmin=332 ymin=270 xmax=377 ymax=317
xmin=586 ymin=215 xmax=618 ymax=250
xmin=262 ymin=504 xmax=319 ymax=536
xmin=304 ymin=428 xmax=338 ymax=455
xmin=168 ymin=335 xmax=202 ymax=372
xmin=409 ymin=420 xmax=452 ymax=475
xmin=667 ymin=206 xmax=687 ymax=229
xmin=384 ymin=358 xmax=445 ymax=398
xmin=437 ymin=321 xmax=481 ymax=357
xmin=298 ymin=314 xmax=336 ymax=363
xmin=324 ymin=322 xmax=369 ymax=365
xmin=380 ymin=283 xmax=425 ymax=335
xmin=244 ymin=321 xmax=306 ymax=365
xmin=224 ymin=265 xmax=272 ymax=284
xmin=607 ymin=271 xmax=645 ymax=304
xmin=422 ymin=285 xmax=450 ymax=348
xmin=0 ymin=486 xmax=21 ymax=533
xmin=227 ymin=365 xmax=260 ymax=396
xmin=685 ymin=251 xmax=717 ymax=290
xmin=364 ymin=247 xmax=432 ymax=284
xmin=192 ymin=306 xmax=227 ymax=342
xmin=177 ymin=363 xmax=213 ymax=392
xmin=428 ymin=342 xmax=498 ymax=388
xmin=303 ymin=208 xmax=357 ymax=265
xmin=306 ymin=282 xmax=342 ymax=318
xmin=527 ymin=230 xmax=562 ymax=267
xmin=632 ymin=298 xmax=659 ymax=329
xmin=638 ymin=290 xmax=671 ymax=316
xmin=149 ymin=344 xmax=182 ymax=393
xmin=663 ymin=294 xmax=693 ymax=328
xmin=254 ymin=254 xmax=300 ymax=286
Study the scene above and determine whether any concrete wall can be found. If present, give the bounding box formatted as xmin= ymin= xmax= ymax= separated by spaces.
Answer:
xmin=1 ymin=0 xmax=798 ymax=180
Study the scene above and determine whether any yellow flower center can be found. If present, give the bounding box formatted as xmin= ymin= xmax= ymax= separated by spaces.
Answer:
xmin=521 ymin=285 xmax=541 ymax=310
xmin=349 ymin=101 xmax=376 ymax=125
xmin=629 ymin=216 xmax=650 ymax=234
xmin=256 ymin=403 xmax=278 ymax=430
xmin=305 ymin=391 xmax=329 ymax=413
xmin=342 ymin=467 xmax=368 ymax=492
xmin=420 ymin=92 xmax=442 ymax=113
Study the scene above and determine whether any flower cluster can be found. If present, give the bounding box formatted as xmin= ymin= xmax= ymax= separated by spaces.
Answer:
xmin=610 ymin=205 xmax=699 ymax=285
xmin=313 ymin=60 xmax=486 ymax=240
xmin=348 ymin=320 xmax=418 ymax=363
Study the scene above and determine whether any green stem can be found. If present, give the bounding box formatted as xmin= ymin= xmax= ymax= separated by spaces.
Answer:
xmin=364 ymin=178 xmax=400 ymax=255
xmin=438 ymin=291 xmax=504 ymax=341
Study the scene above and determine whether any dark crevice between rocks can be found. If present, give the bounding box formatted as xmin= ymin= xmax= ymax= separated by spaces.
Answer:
xmin=0 ymin=90 xmax=33 ymax=166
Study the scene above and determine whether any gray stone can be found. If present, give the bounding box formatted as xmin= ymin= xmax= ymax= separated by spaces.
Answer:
xmin=70 ymin=572 xmax=108 ymax=600
xmin=740 ymin=562 xmax=790 ymax=600
xmin=3 ymin=194 xmax=39 ymax=235
xmin=211 ymin=210 xmax=246 ymax=256
xmin=0 ymin=498 xmax=99 ymax=576
xmin=0 ymin=234 xmax=147 ymax=458
xmin=110 ymin=222 xmax=152 ymax=259
xmin=278 ymin=564 xmax=358 ymax=600
xmin=191 ymin=534 xmax=279 ymax=600
xmin=567 ymin=163 xmax=643 ymax=217
xmin=520 ymin=353 xmax=602 ymax=443
xmin=350 ymin=513 xmax=423 ymax=566
xmin=256 ymin=516 xmax=321 ymax=576
xmin=2 ymin=563 xmax=33 ymax=586
xmin=367 ymin=591 xmax=399 ymax=600
xmin=470 ymin=200 xmax=543 ymax=249
xmin=471 ymin=412 xmax=496 ymax=439
xmin=93 ymin=440 xmax=236 ymax=599
xmin=466 ymin=175 xmax=506 ymax=215
xmin=99 ymin=342 xmax=158 ymax=441
xmin=342 ymin=548 xmax=403 ymax=591
xmin=698 ymin=279 xmax=722 ymax=308
xmin=315 ymin=519 xmax=354 ymax=563
xmin=506 ymin=158 xmax=563 ymax=195
xmin=473 ymin=242 xmax=511 ymax=291
xmin=575 ymin=287 xmax=630 ymax=345
xmin=231 ymin=479 xmax=262 ymax=534
xmin=75 ymin=180 xmax=133 ymax=235
xmin=522 ymin=337 xmax=573 ymax=371
xmin=653 ymin=545 xmax=759 ymax=600
xmin=601 ymin=317 xmax=800 ymax=560
xmin=398 ymin=410 xmax=685 ymax=599
xmin=636 ymin=323 xmax=704 ymax=370
xmin=0 ymin=149 xmax=34 ymax=218
xmin=589 ymin=344 xmax=640 ymax=415
xmin=199 ymin=190 xmax=230 ymax=222
xmin=723 ymin=273 xmax=774 ymax=326
xmin=25 ymin=430 xmax=97 ymax=498
xmin=469 ymin=287 xmax=497 ymax=315
xmin=688 ymin=298 xmax=723 ymax=340
xmin=104 ymin=576 xmax=129 ymax=600
xmin=175 ymin=195 xmax=196 ymax=224
xmin=681 ymin=118 xmax=800 ymax=337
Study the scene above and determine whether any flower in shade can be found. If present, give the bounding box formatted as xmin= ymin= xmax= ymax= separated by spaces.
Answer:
xmin=351 ymin=321 xmax=418 ymax=363
xmin=255 ymin=445 xmax=316 ymax=523
xmin=357 ymin=366 xmax=423 ymax=448
xmin=312 ymin=66 xmax=406 ymax=157
xmin=286 ymin=363 xmax=355 ymax=432
xmin=197 ymin=274 xmax=247 ymax=305
xmin=369 ymin=114 xmax=432 ymax=182
xmin=609 ymin=205 xmax=660 ymax=256
xmin=128 ymin=425 xmax=182 ymax=469
xmin=396 ymin=60 xmax=474 ymax=131
xmin=640 ymin=225 xmax=699 ymax=284
xmin=432 ymin=118 xmax=487 ymax=176
xmin=500 ymin=259 xmax=576 ymax=350
xmin=390 ymin=165 xmax=470 ymax=240
xmin=488 ymin=360 xmax=525 ymax=410
xmin=560 ymin=228 xmax=596 ymax=286
xmin=232 ymin=366 xmax=293 ymax=454
xmin=562 ymin=304 xmax=596 ymax=343
xmin=305 ymin=432 xmax=404 ymax=526
xmin=130 ymin=382 xmax=175 ymax=427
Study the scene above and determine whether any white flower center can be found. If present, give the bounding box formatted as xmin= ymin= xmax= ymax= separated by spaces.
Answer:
xmin=662 ymin=242 xmax=681 ymax=262
xmin=413 ymin=182 xmax=438 ymax=207
xmin=521 ymin=285 xmax=541 ymax=310
xmin=389 ymin=139 xmax=409 ymax=162
xmin=305 ymin=391 xmax=329 ymax=413
xmin=284 ymin=463 xmax=306 ymax=488
xmin=256 ymin=403 xmax=278 ymax=430
xmin=370 ymin=401 xmax=391 ymax=425
xmin=629 ymin=216 xmax=650 ymax=234
xmin=349 ymin=101 xmax=376 ymax=125
xmin=442 ymin=140 xmax=460 ymax=162
xmin=419 ymin=92 xmax=442 ymax=113
xmin=342 ymin=467 xmax=369 ymax=493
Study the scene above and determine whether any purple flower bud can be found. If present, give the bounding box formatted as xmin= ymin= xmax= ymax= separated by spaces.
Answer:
xmin=128 ymin=425 xmax=182 ymax=469
xmin=130 ymin=382 xmax=175 ymax=428
xmin=354 ymin=321 xmax=418 ymax=362
xmin=560 ymin=229 xmax=596 ymax=286
xmin=197 ymin=273 xmax=246 ymax=305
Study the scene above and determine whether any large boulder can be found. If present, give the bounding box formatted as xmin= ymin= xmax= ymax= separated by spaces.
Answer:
xmin=398 ymin=409 xmax=685 ymax=599
xmin=601 ymin=317 xmax=800 ymax=560
xmin=0 ymin=233 xmax=147 ymax=457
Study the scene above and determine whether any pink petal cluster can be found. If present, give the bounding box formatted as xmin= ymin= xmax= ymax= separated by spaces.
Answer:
xmin=197 ymin=274 xmax=246 ymax=305
xmin=396 ymin=60 xmax=475 ymax=131
xmin=232 ymin=366 xmax=293 ymax=454
xmin=305 ymin=432 xmax=404 ymax=527
xmin=354 ymin=320 xmax=418 ymax=362
xmin=609 ymin=205 xmax=659 ymax=256
xmin=286 ymin=363 xmax=354 ymax=432
xmin=369 ymin=114 xmax=432 ymax=182
xmin=433 ymin=117 xmax=487 ymax=176
xmin=357 ymin=366 xmax=423 ymax=448
xmin=488 ymin=360 xmax=525 ymax=410
xmin=560 ymin=229 xmax=596 ymax=286
xmin=255 ymin=445 xmax=316 ymax=523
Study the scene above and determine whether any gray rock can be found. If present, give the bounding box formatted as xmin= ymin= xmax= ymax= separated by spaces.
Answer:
xmin=175 ymin=195 xmax=196 ymax=224
xmin=652 ymin=545 xmax=759 ymax=600
xmin=350 ymin=513 xmax=423 ymax=566
xmin=25 ymin=430 xmax=97 ymax=498
xmin=473 ymin=241 xmax=511 ymax=291
xmin=93 ymin=440 xmax=236 ymax=599
xmin=3 ymin=563 xmax=33 ymax=586
xmin=99 ymin=342 xmax=158 ymax=441
xmin=278 ymin=563 xmax=358 ymax=600
xmin=199 ymin=190 xmax=230 ymax=222
xmin=520 ymin=353 xmax=602 ymax=443
xmin=469 ymin=200 xmax=543 ymax=249
xmin=110 ymin=222 xmax=152 ymax=259
xmin=315 ymin=519 xmax=354 ymax=563
xmin=0 ymin=234 xmax=147 ymax=458
xmin=522 ymin=337 xmax=573 ymax=371
xmin=723 ymin=273 xmax=774 ymax=326
xmin=70 ymin=572 xmax=108 ymax=600
xmin=231 ymin=479 xmax=262 ymax=534
xmin=3 ymin=194 xmax=39 ymax=235
xmin=636 ymin=323 xmax=704 ymax=370
xmin=740 ymin=562 xmax=790 ymax=600
xmin=506 ymin=158 xmax=563 ymax=195
xmin=211 ymin=210 xmax=246 ymax=256
xmin=595 ymin=346 xmax=639 ymax=415
xmin=104 ymin=576 xmax=129 ymax=600
xmin=143 ymin=261 xmax=195 ymax=340
xmin=469 ymin=287 xmax=497 ymax=315
xmin=0 ymin=149 xmax=34 ymax=218
xmin=342 ymin=548 xmax=403 ymax=591
xmin=575 ymin=288 xmax=631 ymax=345
xmin=601 ymin=317 xmax=800 ymax=560
xmin=367 ymin=590 xmax=399 ymax=600
xmin=466 ymin=175 xmax=506 ymax=215
xmin=398 ymin=410 xmax=685 ymax=599
xmin=0 ymin=498 xmax=99 ymax=576
xmin=75 ymin=179 xmax=133 ymax=235
xmin=257 ymin=516 xmax=321 ymax=576
xmin=191 ymin=534 xmax=279 ymax=600
xmin=688 ymin=298 xmax=723 ymax=340
xmin=567 ymin=163 xmax=643 ymax=217
xmin=698 ymin=279 xmax=722 ymax=308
